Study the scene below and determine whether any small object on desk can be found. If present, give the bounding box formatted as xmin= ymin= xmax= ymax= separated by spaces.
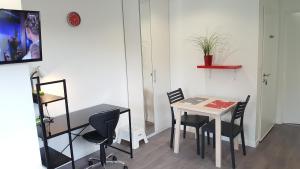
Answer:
xmin=36 ymin=117 xmax=41 ymax=125
xmin=39 ymin=90 xmax=45 ymax=96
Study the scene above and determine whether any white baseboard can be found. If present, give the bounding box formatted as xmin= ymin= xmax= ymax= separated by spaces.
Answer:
xmin=182 ymin=127 xmax=257 ymax=148
xmin=146 ymin=127 xmax=258 ymax=148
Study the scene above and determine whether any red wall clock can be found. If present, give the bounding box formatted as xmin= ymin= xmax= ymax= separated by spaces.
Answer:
xmin=67 ymin=12 xmax=81 ymax=27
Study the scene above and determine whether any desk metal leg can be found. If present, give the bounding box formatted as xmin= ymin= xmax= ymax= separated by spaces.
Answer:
xmin=37 ymin=84 xmax=51 ymax=169
xmin=63 ymin=80 xmax=75 ymax=169
xmin=108 ymin=109 xmax=133 ymax=158
xmin=60 ymin=127 xmax=88 ymax=153
xmin=128 ymin=110 xmax=133 ymax=158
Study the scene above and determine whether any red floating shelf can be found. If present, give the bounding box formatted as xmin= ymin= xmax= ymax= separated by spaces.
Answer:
xmin=197 ymin=65 xmax=242 ymax=69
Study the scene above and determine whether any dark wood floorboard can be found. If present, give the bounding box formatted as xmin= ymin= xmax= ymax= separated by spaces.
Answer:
xmin=145 ymin=121 xmax=155 ymax=136
xmin=60 ymin=124 xmax=300 ymax=169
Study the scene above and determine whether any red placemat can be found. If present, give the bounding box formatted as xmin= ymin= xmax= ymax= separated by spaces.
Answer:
xmin=205 ymin=100 xmax=235 ymax=109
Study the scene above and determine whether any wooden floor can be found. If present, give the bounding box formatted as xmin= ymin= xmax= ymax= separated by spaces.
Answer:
xmin=61 ymin=124 xmax=300 ymax=169
xmin=145 ymin=121 xmax=155 ymax=136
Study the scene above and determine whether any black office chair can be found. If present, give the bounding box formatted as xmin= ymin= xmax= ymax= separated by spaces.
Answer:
xmin=82 ymin=109 xmax=128 ymax=169
xmin=201 ymin=95 xmax=250 ymax=169
xmin=167 ymin=88 xmax=209 ymax=155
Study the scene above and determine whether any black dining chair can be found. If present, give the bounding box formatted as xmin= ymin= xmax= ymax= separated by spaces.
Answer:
xmin=167 ymin=88 xmax=209 ymax=155
xmin=82 ymin=109 xmax=128 ymax=169
xmin=201 ymin=95 xmax=250 ymax=169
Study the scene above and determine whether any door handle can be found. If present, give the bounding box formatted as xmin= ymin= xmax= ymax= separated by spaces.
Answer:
xmin=263 ymin=73 xmax=271 ymax=85
xmin=263 ymin=79 xmax=268 ymax=85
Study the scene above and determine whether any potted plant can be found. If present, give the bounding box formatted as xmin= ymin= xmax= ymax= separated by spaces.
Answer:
xmin=194 ymin=33 xmax=220 ymax=66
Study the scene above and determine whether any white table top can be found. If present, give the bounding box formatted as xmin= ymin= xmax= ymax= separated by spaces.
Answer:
xmin=171 ymin=97 xmax=237 ymax=116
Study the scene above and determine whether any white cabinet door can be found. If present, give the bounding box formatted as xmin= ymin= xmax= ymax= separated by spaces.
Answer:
xmin=140 ymin=0 xmax=155 ymax=124
xmin=140 ymin=0 xmax=171 ymax=133
xmin=151 ymin=0 xmax=171 ymax=132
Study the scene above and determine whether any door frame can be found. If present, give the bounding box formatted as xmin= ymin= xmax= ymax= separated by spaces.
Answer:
xmin=138 ymin=0 xmax=171 ymax=137
xmin=257 ymin=0 xmax=280 ymax=143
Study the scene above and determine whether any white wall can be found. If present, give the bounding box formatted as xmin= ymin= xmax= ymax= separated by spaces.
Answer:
xmin=170 ymin=0 xmax=260 ymax=147
xmin=0 ymin=0 xmax=21 ymax=8
xmin=0 ymin=1 xmax=43 ymax=169
xmin=276 ymin=0 xmax=300 ymax=124
xmin=22 ymin=0 xmax=129 ymax=160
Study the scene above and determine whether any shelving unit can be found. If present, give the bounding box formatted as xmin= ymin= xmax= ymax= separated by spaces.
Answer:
xmin=40 ymin=147 xmax=72 ymax=169
xmin=197 ymin=65 xmax=242 ymax=69
xmin=32 ymin=77 xmax=75 ymax=169
xmin=33 ymin=92 xmax=65 ymax=105
xmin=196 ymin=65 xmax=242 ymax=79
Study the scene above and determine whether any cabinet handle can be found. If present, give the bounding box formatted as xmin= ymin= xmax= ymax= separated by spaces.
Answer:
xmin=263 ymin=73 xmax=271 ymax=77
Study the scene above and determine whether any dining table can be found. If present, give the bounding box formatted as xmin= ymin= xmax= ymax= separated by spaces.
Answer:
xmin=171 ymin=96 xmax=238 ymax=168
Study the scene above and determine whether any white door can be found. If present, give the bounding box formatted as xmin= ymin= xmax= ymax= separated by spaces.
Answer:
xmin=260 ymin=0 xmax=279 ymax=140
xmin=150 ymin=0 xmax=171 ymax=133
xmin=282 ymin=10 xmax=300 ymax=124
xmin=140 ymin=0 xmax=171 ymax=134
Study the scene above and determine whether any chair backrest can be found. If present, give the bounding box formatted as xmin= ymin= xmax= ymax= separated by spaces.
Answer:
xmin=167 ymin=88 xmax=185 ymax=104
xmin=231 ymin=95 xmax=250 ymax=127
xmin=89 ymin=109 xmax=120 ymax=145
xmin=167 ymin=88 xmax=185 ymax=121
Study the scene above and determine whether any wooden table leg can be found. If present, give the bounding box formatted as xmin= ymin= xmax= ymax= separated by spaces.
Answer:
xmin=174 ymin=109 xmax=182 ymax=153
xmin=234 ymin=135 xmax=239 ymax=150
xmin=215 ymin=116 xmax=222 ymax=168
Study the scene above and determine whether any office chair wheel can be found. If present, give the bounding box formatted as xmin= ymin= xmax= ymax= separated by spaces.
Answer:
xmin=112 ymin=156 xmax=117 ymax=161
xmin=123 ymin=166 xmax=128 ymax=169
xmin=88 ymin=160 xmax=94 ymax=166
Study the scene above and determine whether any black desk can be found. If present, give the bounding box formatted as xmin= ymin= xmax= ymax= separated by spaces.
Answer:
xmin=39 ymin=104 xmax=133 ymax=159
xmin=33 ymin=79 xmax=134 ymax=169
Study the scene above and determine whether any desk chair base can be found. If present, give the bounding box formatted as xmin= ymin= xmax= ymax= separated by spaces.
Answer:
xmin=85 ymin=154 xmax=128 ymax=169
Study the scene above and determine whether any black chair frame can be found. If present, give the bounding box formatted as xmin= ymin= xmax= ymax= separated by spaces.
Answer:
xmin=83 ymin=109 xmax=128 ymax=169
xmin=167 ymin=88 xmax=209 ymax=155
xmin=201 ymin=95 xmax=250 ymax=169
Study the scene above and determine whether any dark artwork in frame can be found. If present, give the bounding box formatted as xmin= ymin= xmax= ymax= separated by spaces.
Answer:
xmin=0 ymin=9 xmax=43 ymax=65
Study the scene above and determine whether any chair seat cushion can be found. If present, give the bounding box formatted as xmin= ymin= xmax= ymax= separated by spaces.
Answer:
xmin=83 ymin=130 xmax=117 ymax=144
xmin=180 ymin=115 xmax=209 ymax=127
xmin=82 ymin=130 xmax=107 ymax=144
xmin=205 ymin=120 xmax=241 ymax=137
